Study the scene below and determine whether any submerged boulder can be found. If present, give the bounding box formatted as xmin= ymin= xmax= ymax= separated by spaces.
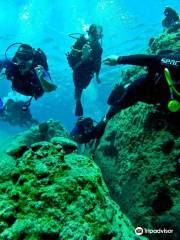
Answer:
xmin=94 ymin=104 xmax=180 ymax=239
xmin=94 ymin=29 xmax=180 ymax=240
xmin=5 ymin=119 xmax=68 ymax=158
xmin=51 ymin=136 xmax=77 ymax=153
xmin=0 ymin=153 xmax=16 ymax=180
xmin=0 ymin=128 xmax=146 ymax=240
xmin=148 ymin=30 xmax=180 ymax=54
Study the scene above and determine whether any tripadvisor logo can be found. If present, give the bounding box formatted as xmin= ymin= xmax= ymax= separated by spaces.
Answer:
xmin=135 ymin=227 xmax=174 ymax=235
xmin=135 ymin=227 xmax=143 ymax=235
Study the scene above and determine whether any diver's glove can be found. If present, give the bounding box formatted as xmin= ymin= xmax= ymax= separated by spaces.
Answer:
xmin=103 ymin=55 xmax=120 ymax=66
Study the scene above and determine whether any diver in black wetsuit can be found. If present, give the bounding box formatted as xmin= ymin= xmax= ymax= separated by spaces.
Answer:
xmin=0 ymin=99 xmax=38 ymax=127
xmin=67 ymin=24 xmax=103 ymax=116
xmin=103 ymin=52 xmax=180 ymax=120
xmin=0 ymin=43 xmax=57 ymax=110
xmin=80 ymin=52 xmax=180 ymax=140
xmin=70 ymin=117 xmax=97 ymax=144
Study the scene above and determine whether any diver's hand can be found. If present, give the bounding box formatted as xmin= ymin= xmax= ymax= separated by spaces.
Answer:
xmin=103 ymin=55 xmax=119 ymax=66
xmin=35 ymin=65 xmax=44 ymax=79
xmin=35 ymin=65 xmax=57 ymax=92
xmin=81 ymin=44 xmax=92 ymax=60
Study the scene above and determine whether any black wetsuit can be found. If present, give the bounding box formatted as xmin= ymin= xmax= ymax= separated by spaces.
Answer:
xmin=0 ymin=48 xmax=49 ymax=99
xmin=69 ymin=36 xmax=102 ymax=116
xmin=73 ymin=38 xmax=102 ymax=99
xmin=5 ymin=62 xmax=44 ymax=99
xmin=106 ymin=54 xmax=180 ymax=120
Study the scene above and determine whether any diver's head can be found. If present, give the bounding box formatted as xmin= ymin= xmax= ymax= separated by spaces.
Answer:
xmin=164 ymin=7 xmax=177 ymax=17
xmin=87 ymin=24 xmax=103 ymax=42
xmin=14 ymin=44 xmax=34 ymax=75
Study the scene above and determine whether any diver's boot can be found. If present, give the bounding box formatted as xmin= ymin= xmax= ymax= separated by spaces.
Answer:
xmin=75 ymin=100 xmax=83 ymax=116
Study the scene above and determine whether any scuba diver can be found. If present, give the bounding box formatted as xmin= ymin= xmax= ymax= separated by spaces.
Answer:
xmin=0 ymin=99 xmax=38 ymax=127
xmin=66 ymin=24 xmax=103 ymax=116
xmin=70 ymin=117 xmax=99 ymax=144
xmin=162 ymin=7 xmax=180 ymax=29
xmin=95 ymin=51 xmax=180 ymax=133
xmin=0 ymin=43 xmax=57 ymax=110
xmin=76 ymin=50 xmax=180 ymax=142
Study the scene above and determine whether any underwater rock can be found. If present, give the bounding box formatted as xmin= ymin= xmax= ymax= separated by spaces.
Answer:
xmin=0 ymin=131 xmax=147 ymax=240
xmin=148 ymin=28 xmax=180 ymax=54
xmin=94 ymin=102 xmax=180 ymax=239
xmin=51 ymin=136 xmax=77 ymax=153
xmin=161 ymin=137 xmax=175 ymax=153
xmin=2 ymin=120 xmax=68 ymax=160
xmin=6 ymin=143 xmax=29 ymax=159
xmin=31 ymin=141 xmax=53 ymax=151
xmin=38 ymin=122 xmax=49 ymax=138
xmin=0 ymin=153 xmax=16 ymax=180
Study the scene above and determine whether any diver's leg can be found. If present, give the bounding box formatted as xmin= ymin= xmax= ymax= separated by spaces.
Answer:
xmin=107 ymin=84 xmax=126 ymax=105
xmin=106 ymin=76 xmax=149 ymax=120
xmin=73 ymin=71 xmax=84 ymax=116
xmin=75 ymin=87 xmax=83 ymax=116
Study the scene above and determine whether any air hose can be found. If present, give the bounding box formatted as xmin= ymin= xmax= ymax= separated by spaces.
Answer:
xmin=164 ymin=68 xmax=180 ymax=112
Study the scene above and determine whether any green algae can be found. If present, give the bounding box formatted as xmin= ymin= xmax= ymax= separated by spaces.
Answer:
xmin=0 ymin=121 xmax=146 ymax=239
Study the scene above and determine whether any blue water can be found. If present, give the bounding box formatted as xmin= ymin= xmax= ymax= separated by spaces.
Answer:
xmin=0 ymin=0 xmax=179 ymax=134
